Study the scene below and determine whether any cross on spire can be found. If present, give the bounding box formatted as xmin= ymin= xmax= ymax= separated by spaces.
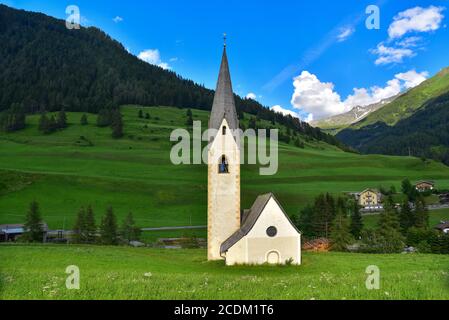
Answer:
xmin=223 ymin=33 xmax=227 ymax=47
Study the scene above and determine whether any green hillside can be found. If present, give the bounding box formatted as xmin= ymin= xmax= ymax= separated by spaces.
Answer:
xmin=348 ymin=67 xmax=449 ymax=129
xmin=1 ymin=105 xmax=449 ymax=230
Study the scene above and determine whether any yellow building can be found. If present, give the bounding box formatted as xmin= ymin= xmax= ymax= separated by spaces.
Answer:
xmin=358 ymin=189 xmax=381 ymax=208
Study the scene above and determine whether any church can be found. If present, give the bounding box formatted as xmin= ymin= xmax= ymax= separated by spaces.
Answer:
xmin=207 ymin=40 xmax=302 ymax=266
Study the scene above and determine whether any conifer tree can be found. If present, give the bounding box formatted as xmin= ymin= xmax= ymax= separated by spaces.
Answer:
xmin=330 ymin=210 xmax=353 ymax=251
xmin=85 ymin=205 xmax=97 ymax=243
xmin=80 ymin=114 xmax=88 ymax=125
xmin=48 ymin=115 xmax=57 ymax=133
xmin=121 ymin=212 xmax=141 ymax=242
xmin=38 ymin=112 xmax=50 ymax=133
xmin=186 ymin=109 xmax=193 ymax=127
xmin=0 ymin=103 xmax=26 ymax=132
xmin=73 ymin=206 xmax=86 ymax=243
xmin=111 ymin=110 xmax=123 ymax=138
xmin=414 ymin=197 xmax=429 ymax=229
xmin=399 ymin=199 xmax=413 ymax=233
xmin=350 ymin=200 xmax=363 ymax=239
xmin=56 ymin=109 xmax=67 ymax=129
xmin=100 ymin=206 xmax=118 ymax=245
xmin=377 ymin=197 xmax=405 ymax=253
xmin=23 ymin=201 xmax=44 ymax=242
xmin=96 ymin=109 xmax=112 ymax=127
xmin=138 ymin=110 xmax=144 ymax=118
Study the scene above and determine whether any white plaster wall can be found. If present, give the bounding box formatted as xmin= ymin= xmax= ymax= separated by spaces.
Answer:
xmin=225 ymin=197 xmax=301 ymax=265
xmin=208 ymin=118 xmax=241 ymax=260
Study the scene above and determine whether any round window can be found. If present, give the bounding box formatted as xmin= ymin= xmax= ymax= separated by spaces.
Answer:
xmin=266 ymin=226 xmax=277 ymax=237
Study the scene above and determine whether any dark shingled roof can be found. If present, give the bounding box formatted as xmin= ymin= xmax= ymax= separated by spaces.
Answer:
xmin=435 ymin=221 xmax=449 ymax=230
xmin=209 ymin=46 xmax=239 ymax=132
xmin=220 ymin=193 xmax=301 ymax=254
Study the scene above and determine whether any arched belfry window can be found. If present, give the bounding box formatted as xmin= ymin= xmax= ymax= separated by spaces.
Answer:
xmin=218 ymin=155 xmax=229 ymax=174
xmin=222 ymin=126 xmax=227 ymax=135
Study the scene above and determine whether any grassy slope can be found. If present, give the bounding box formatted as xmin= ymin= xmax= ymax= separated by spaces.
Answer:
xmin=344 ymin=67 xmax=449 ymax=130
xmin=1 ymin=245 xmax=448 ymax=300
xmin=1 ymin=105 xmax=449 ymax=230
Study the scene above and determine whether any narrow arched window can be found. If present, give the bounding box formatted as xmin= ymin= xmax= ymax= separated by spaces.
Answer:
xmin=222 ymin=126 xmax=227 ymax=135
xmin=218 ymin=155 xmax=229 ymax=174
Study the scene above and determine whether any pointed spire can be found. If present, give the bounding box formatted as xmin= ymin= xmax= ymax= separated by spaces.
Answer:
xmin=209 ymin=40 xmax=239 ymax=131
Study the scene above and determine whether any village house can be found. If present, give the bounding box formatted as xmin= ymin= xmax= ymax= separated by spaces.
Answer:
xmin=357 ymin=188 xmax=382 ymax=209
xmin=0 ymin=223 xmax=48 ymax=242
xmin=415 ymin=180 xmax=435 ymax=192
xmin=207 ymin=40 xmax=301 ymax=266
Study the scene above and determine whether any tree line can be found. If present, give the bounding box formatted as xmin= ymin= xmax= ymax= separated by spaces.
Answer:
xmin=20 ymin=201 xmax=141 ymax=245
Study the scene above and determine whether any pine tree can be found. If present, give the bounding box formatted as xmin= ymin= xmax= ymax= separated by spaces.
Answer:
xmin=297 ymin=205 xmax=314 ymax=237
xmin=399 ymin=199 xmax=413 ymax=233
xmin=121 ymin=212 xmax=141 ymax=242
xmin=96 ymin=109 xmax=112 ymax=127
xmin=138 ymin=110 xmax=144 ymax=118
xmin=350 ymin=200 xmax=363 ymax=239
xmin=99 ymin=206 xmax=118 ymax=245
xmin=111 ymin=110 xmax=123 ymax=138
xmin=414 ymin=197 xmax=429 ymax=229
xmin=0 ymin=103 xmax=26 ymax=132
xmin=186 ymin=109 xmax=193 ymax=127
xmin=38 ymin=112 xmax=50 ymax=133
xmin=23 ymin=201 xmax=44 ymax=242
xmin=330 ymin=211 xmax=353 ymax=251
xmin=80 ymin=114 xmax=88 ymax=125
xmin=73 ymin=206 xmax=86 ymax=243
xmin=85 ymin=205 xmax=97 ymax=243
xmin=56 ymin=109 xmax=67 ymax=129
xmin=48 ymin=115 xmax=57 ymax=133
xmin=377 ymin=198 xmax=405 ymax=253
xmin=145 ymin=112 xmax=150 ymax=120
xmin=311 ymin=193 xmax=334 ymax=238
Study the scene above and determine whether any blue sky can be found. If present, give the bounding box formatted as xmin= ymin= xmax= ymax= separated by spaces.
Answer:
xmin=1 ymin=0 xmax=448 ymax=121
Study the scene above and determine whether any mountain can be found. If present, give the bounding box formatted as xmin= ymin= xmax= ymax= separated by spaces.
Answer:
xmin=311 ymin=95 xmax=399 ymax=131
xmin=344 ymin=67 xmax=449 ymax=129
xmin=337 ymin=67 xmax=449 ymax=166
xmin=0 ymin=4 xmax=346 ymax=150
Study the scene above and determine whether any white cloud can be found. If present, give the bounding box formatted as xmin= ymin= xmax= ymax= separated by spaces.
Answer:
xmin=396 ymin=36 xmax=422 ymax=48
xmin=246 ymin=92 xmax=257 ymax=100
xmin=371 ymin=44 xmax=415 ymax=65
xmin=169 ymin=57 xmax=178 ymax=62
xmin=137 ymin=49 xmax=171 ymax=70
xmin=337 ymin=27 xmax=355 ymax=42
xmin=395 ymin=70 xmax=429 ymax=89
xmin=371 ymin=6 xmax=445 ymax=66
xmin=271 ymin=105 xmax=300 ymax=119
xmin=344 ymin=79 xmax=402 ymax=108
xmin=290 ymin=70 xmax=428 ymax=120
xmin=290 ymin=71 xmax=347 ymax=120
xmin=388 ymin=6 xmax=445 ymax=39
xmin=113 ymin=16 xmax=123 ymax=23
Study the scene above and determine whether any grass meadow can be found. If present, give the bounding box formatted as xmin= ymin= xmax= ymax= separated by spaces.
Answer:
xmin=1 ymin=245 xmax=448 ymax=300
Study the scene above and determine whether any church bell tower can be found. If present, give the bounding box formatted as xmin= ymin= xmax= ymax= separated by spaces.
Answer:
xmin=207 ymin=38 xmax=241 ymax=261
